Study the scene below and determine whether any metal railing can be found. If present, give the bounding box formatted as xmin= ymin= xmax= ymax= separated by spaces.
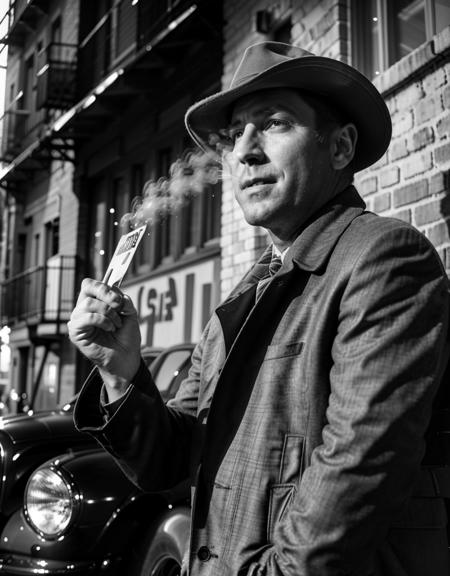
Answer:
xmin=78 ymin=0 xmax=195 ymax=95
xmin=0 ymin=90 xmax=46 ymax=159
xmin=0 ymin=93 xmax=29 ymax=157
xmin=36 ymin=42 xmax=77 ymax=110
xmin=0 ymin=255 xmax=77 ymax=327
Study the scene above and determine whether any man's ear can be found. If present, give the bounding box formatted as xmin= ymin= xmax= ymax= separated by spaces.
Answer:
xmin=330 ymin=123 xmax=358 ymax=170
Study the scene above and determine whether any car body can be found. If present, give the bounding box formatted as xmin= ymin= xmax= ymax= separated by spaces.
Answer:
xmin=0 ymin=343 xmax=194 ymax=575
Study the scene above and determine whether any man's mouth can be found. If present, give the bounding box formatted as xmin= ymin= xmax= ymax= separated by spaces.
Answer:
xmin=240 ymin=176 xmax=276 ymax=190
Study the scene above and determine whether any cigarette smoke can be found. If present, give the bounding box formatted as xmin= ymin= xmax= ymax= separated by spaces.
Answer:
xmin=121 ymin=149 xmax=222 ymax=230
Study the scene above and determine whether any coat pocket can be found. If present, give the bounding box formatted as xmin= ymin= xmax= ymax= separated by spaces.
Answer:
xmin=267 ymin=484 xmax=296 ymax=543
xmin=279 ymin=434 xmax=304 ymax=484
xmin=265 ymin=341 xmax=304 ymax=360
xmin=267 ymin=434 xmax=304 ymax=543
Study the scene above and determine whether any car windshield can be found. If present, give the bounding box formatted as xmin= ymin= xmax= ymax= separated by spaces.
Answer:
xmin=152 ymin=350 xmax=192 ymax=394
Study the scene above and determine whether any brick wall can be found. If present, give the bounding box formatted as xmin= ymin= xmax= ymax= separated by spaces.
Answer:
xmin=355 ymin=27 xmax=450 ymax=274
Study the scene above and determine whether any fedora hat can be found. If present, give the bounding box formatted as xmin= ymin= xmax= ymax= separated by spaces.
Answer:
xmin=185 ymin=41 xmax=392 ymax=172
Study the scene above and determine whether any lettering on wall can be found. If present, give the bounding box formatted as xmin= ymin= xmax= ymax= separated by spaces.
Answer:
xmin=137 ymin=277 xmax=178 ymax=346
xmin=127 ymin=259 xmax=218 ymax=348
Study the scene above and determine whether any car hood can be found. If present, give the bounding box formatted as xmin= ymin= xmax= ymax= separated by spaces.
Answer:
xmin=0 ymin=409 xmax=94 ymax=517
xmin=0 ymin=409 xmax=79 ymax=444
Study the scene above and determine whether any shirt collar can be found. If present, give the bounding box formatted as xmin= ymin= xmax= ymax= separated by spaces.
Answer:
xmin=272 ymin=244 xmax=290 ymax=262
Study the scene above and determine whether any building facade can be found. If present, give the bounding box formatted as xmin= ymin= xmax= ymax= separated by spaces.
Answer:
xmin=0 ymin=0 xmax=449 ymax=411
xmin=0 ymin=0 xmax=81 ymax=411
xmin=0 ymin=0 xmax=223 ymax=409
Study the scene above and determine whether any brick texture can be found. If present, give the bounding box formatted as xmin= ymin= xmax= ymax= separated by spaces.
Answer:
xmin=393 ymin=180 xmax=429 ymax=208
xmin=221 ymin=1 xmax=450 ymax=290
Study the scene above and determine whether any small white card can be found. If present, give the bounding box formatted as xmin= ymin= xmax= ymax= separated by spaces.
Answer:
xmin=102 ymin=225 xmax=147 ymax=287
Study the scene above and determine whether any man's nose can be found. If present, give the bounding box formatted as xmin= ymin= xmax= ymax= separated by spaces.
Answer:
xmin=233 ymin=124 xmax=264 ymax=164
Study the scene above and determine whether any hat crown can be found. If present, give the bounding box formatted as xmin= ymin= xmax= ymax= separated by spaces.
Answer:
xmin=186 ymin=41 xmax=392 ymax=172
xmin=230 ymin=42 xmax=315 ymax=89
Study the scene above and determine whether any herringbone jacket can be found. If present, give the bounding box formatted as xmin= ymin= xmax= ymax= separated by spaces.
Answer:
xmin=75 ymin=186 xmax=449 ymax=576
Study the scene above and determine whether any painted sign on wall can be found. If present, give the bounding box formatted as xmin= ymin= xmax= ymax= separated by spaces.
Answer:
xmin=125 ymin=258 xmax=220 ymax=348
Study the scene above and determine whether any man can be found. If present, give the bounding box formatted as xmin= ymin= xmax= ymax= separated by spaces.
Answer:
xmin=69 ymin=42 xmax=449 ymax=575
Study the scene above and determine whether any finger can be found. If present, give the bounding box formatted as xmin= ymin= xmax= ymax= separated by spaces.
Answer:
xmin=118 ymin=294 xmax=137 ymax=317
xmin=109 ymin=285 xmax=125 ymax=313
xmin=80 ymin=296 xmax=123 ymax=329
xmin=77 ymin=278 xmax=124 ymax=311
xmin=68 ymin=310 xmax=117 ymax=338
xmin=76 ymin=277 xmax=97 ymax=305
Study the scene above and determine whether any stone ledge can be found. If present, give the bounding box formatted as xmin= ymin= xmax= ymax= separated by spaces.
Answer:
xmin=372 ymin=26 xmax=450 ymax=98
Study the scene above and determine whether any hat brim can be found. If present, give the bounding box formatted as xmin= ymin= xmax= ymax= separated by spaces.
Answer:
xmin=185 ymin=56 xmax=391 ymax=173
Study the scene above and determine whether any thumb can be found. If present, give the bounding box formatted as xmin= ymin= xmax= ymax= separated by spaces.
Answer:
xmin=120 ymin=293 xmax=137 ymax=317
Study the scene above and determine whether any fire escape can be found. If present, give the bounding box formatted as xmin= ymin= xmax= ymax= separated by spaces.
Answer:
xmin=0 ymin=0 xmax=77 ymax=351
xmin=0 ymin=0 xmax=223 ymax=209
xmin=0 ymin=0 xmax=222 ymax=398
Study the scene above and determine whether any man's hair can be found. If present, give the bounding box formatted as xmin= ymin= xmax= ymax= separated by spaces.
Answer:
xmin=300 ymin=90 xmax=355 ymax=180
xmin=299 ymin=90 xmax=349 ymax=143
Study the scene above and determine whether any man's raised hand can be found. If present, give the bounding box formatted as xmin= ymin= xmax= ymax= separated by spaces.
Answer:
xmin=68 ymin=278 xmax=141 ymax=393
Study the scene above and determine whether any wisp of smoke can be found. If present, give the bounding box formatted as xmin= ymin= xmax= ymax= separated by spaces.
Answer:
xmin=120 ymin=149 xmax=223 ymax=230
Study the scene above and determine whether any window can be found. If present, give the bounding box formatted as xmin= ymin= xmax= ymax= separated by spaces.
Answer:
xmin=156 ymin=147 xmax=173 ymax=263
xmin=5 ymin=210 xmax=13 ymax=277
xmin=23 ymin=54 xmax=35 ymax=111
xmin=51 ymin=16 xmax=62 ymax=43
xmin=9 ymin=82 xmax=15 ymax=105
xmin=203 ymin=182 xmax=222 ymax=243
xmin=88 ymin=175 xmax=130 ymax=280
xmin=33 ymin=233 xmax=40 ymax=266
xmin=352 ymin=0 xmax=450 ymax=78
xmin=45 ymin=218 xmax=59 ymax=260
xmin=131 ymin=164 xmax=148 ymax=271
xmin=91 ymin=189 xmax=107 ymax=278
xmin=180 ymin=198 xmax=195 ymax=252
xmin=17 ymin=233 xmax=26 ymax=274
xmin=110 ymin=176 xmax=128 ymax=254
xmin=33 ymin=352 xmax=59 ymax=411
xmin=51 ymin=16 xmax=62 ymax=60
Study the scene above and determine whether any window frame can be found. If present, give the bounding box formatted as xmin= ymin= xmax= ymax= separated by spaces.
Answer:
xmin=351 ymin=0 xmax=448 ymax=79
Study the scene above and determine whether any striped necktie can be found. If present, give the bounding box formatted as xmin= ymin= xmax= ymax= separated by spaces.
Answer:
xmin=256 ymin=253 xmax=282 ymax=301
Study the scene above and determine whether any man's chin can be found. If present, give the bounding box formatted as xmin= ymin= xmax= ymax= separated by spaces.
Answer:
xmin=243 ymin=214 xmax=269 ymax=228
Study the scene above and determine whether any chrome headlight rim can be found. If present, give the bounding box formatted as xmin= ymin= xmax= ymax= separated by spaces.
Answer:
xmin=24 ymin=464 xmax=80 ymax=540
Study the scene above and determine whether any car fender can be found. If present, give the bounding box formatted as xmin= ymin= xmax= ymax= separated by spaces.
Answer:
xmin=0 ymin=447 xmax=190 ymax=565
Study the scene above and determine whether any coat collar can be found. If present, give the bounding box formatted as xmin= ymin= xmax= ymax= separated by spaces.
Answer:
xmin=287 ymin=185 xmax=366 ymax=272
xmin=225 ymin=185 xmax=366 ymax=303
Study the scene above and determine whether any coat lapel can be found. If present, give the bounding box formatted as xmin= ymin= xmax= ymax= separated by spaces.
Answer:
xmin=202 ymin=259 xmax=307 ymax=482
xmin=215 ymin=245 xmax=273 ymax=354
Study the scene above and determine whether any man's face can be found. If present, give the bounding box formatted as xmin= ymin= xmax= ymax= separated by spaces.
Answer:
xmin=225 ymin=88 xmax=337 ymax=242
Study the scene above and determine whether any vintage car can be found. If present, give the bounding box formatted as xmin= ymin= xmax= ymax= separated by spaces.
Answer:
xmin=0 ymin=343 xmax=194 ymax=575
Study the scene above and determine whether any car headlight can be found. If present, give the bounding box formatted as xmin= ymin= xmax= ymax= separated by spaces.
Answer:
xmin=25 ymin=467 xmax=78 ymax=538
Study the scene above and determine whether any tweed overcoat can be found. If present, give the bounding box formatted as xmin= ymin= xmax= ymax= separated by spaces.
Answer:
xmin=75 ymin=186 xmax=450 ymax=576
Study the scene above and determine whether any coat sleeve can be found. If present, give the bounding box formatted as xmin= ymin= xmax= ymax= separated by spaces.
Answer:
xmin=247 ymin=224 xmax=449 ymax=575
xmin=73 ymin=321 xmax=210 ymax=492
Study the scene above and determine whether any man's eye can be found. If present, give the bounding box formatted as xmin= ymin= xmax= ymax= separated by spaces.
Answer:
xmin=265 ymin=119 xmax=290 ymax=130
xmin=229 ymin=129 xmax=244 ymax=142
